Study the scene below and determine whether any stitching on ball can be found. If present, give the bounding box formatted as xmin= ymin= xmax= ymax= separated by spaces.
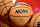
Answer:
xmin=33 ymin=15 xmax=40 ymax=27
xmin=0 ymin=0 xmax=12 ymax=15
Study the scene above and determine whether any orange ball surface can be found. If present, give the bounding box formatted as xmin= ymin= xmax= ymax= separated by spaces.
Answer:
xmin=0 ymin=0 xmax=13 ymax=16
xmin=30 ymin=12 xmax=40 ymax=27
xmin=9 ymin=2 xmax=33 ymax=26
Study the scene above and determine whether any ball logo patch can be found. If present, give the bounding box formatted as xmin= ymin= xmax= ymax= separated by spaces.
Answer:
xmin=15 ymin=9 xmax=28 ymax=13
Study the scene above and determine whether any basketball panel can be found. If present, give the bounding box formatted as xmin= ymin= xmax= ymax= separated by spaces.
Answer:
xmin=1 ymin=8 xmax=7 ymax=16
xmin=10 ymin=16 xmax=31 ymax=26
xmin=30 ymin=12 xmax=40 ymax=27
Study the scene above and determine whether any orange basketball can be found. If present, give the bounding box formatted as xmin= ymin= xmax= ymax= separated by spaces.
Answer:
xmin=9 ymin=2 xmax=33 ymax=26
xmin=0 ymin=0 xmax=13 ymax=16
xmin=30 ymin=12 xmax=40 ymax=27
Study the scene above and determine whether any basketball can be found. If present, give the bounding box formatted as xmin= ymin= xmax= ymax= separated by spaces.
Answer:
xmin=9 ymin=2 xmax=33 ymax=26
xmin=0 ymin=21 xmax=9 ymax=27
xmin=30 ymin=12 xmax=40 ymax=27
xmin=0 ymin=0 xmax=13 ymax=16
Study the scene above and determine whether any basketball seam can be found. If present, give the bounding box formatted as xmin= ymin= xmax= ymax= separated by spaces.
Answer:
xmin=9 ymin=15 xmax=31 ymax=17
xmin=1 ymin=7 xmax=5 ymax=15
xmin=0 ymin=0 xmax=6 ymax=7
xmin=0 ymin=5 xmax=3 ymax=7
xmin=11 ymin=7 xmax=32 ymax=11
xmin=11 ymin=3 xmax=32 ymax=12
xmin=0 ymin=1 xmax=12 ymax=7
xmin=5 ymin=1 xmax=12 ymax=4
xmin=0 ymin=0 xmax=12 ymax=15
xmin=33 ymin=15 xmax=40 ymax=27
xmin=4 ymin=1 xmax=12 ymax=11
xmin=0 ymin=0 xmax=6 ymax=15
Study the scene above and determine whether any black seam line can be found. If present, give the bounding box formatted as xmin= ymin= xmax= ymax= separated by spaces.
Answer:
xmin=14 ymin=7 xmax=30 ymax=8
xmin=1 ymin=0 xmax=8 ymax=14
xmin=0 ymin=0 xmax=4 ymax=7
xmin=1 ymin=1 xmax=12 ymax=13
xmin=5 ymin=6 xmax=11 ymax=11
xmin=1 ymin=6 xmax=8 ymax=15
xmin=1 ymin=7 xmax=5 ymax=15
xmin=4 ymin=1 xmax=12 ymax=11
xmin=15 ymin=7 xmax=31 ymax=9
xmin=11 ymin=7 xmax=31 ymax=12
xmin=5 ymin=1 xmax=12 ymax=4
xmin=12 ymin=6 xmax=32 ymax=11
xmin=0 ymin=4 xmax=4 ymax=7
xmin=2 ymin=0 xmax=4 ymax=3
xmin=2 ymin=0 xmax=6 ymax=2
xmin=0 ymin=1 xmax=11 ymax=7
xmin=3 ymin=1 xmax=12 ymax=12
xmin=10 ymin=15 xmax=29 ymax=17
xmin=4 ymin=6 xmax=8 ymax=11
xmin=0 ymin=0 xmax=6 ymax=7
xmin=5 ymin=6 xmax=7 ymax=10
xmin=0 ymin=0 xmax=5 ymax=7
xmin=33 ymin=15 xmax=40 ymax=27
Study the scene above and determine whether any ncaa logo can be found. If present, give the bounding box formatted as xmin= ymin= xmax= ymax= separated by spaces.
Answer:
xmin=15 ymin=9 xmax=28 ymax=13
